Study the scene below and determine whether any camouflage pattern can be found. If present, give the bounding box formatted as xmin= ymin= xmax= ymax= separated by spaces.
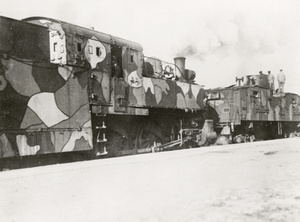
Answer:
xmin=0 ymin=56 xmax=92 ymax=158
xmin=0 ymin=16 xmax=207 ymax=158
xmin=138 ymin=77 xmax=205 ymax=109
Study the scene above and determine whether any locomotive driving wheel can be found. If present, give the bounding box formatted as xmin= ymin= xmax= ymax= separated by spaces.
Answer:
xmin=135 ymin=122 xmax=163 ymax=149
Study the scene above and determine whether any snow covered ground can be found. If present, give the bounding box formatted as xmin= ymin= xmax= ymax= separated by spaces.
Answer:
xmin=1 ymin=138 xmax=300 ymax=222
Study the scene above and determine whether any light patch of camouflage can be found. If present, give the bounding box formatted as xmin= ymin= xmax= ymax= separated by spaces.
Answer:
xmin=62 ymin=121 xmax=92 ymax=152
xmin=176 ymin=94 xmax=186 ymax=109
xmin=152 ymin=79 xmax=170 ymax=104
xmin=136 ymin=53 xmax=143 ymax=78
xmin=191 ymin=85 xmax=200 ymax=98
xmin=246 ymin=97 xmax=255 ymax=120
xmin=289 ymin=104 xmax=293 ymax=121
xmin=85 ymin=37 xmax=106 ymax=69
xmin=127 ymin=70 xmax=143 ymax=88
xmin=42 ymin=20 xmax=65 ymax=39
xmin=185 ymin=94 xmax=199 ymax=109
xmin=154 ymin=86 xmax=163 ymax=104
xmin=48 ymin=23 xmax=67 ymax=65
xmin=100 ymin=72 xmax=111 ymax=103
xmin=217 ymin=103 xmax=229 ymax=122
xmin=58 ymin=66 xmax=72 ymax=80
xmin=209 ymin=100 xmax=224 ymax=107
xmin=261 ymin=90 xmax=268 ymax=107
xmin=38 ymin=19 xmax=52 ymax=24
xmin=143 ymin=77 xmax=154 ymax=94
xmin=2 ymin=58 xmax=40 ymax=96
xmin=122 ymin=48 xmax=139 ymax=83
xmin=16 ymin=135 xmax=40 ymax=156
xmin=0 ymin=134 xmax=14 ymax=158
xmin=268 ymin=102 xmax=275 ymax=121
xmin=104 ymin=106 xmax=148 ymax=116
xmin=0 ymin=75 xmax=7 ymax=91
xmin=28 ymin=92 xmax=69 ymax=127
xmin=275 ymin=106 xmax=280 ymax=120
xmin=281 ymin=97 xmax=286 ymax=108
xmin=132 ymin=87 xmax=146 ymax=106
xmin=176 ymin=81 xmax=189 ymax=95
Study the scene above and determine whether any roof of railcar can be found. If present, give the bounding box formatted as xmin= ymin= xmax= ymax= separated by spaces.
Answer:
xmin=22 ymin=16 xmax=143 ymax=51
xmin=207 ymin=84 xmax=300 ymax=97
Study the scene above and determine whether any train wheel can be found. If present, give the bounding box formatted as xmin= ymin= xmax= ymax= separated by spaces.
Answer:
xmin=135 ymin=122 xmax=163 ymax=149
xmin=106 ymin=130 xmax=128 ymax=157
xmin=136 ymin=122 xmax=163 ymax=149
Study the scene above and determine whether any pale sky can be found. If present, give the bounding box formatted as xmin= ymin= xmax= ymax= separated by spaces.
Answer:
xmin=1 ymin=0 xmax=300 ymax=94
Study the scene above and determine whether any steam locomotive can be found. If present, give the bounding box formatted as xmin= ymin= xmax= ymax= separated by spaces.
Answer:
xmin=0 ymin=16 xmax=217 ymax=161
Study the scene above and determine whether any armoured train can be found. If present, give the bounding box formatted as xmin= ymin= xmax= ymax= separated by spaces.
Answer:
xmin=0 ymin=16 xmax=299 ymax=166
xmin=0 ymin=15 xmax=218 ymax=162
xmin=207 ymin=73 xmax=300 ymax=142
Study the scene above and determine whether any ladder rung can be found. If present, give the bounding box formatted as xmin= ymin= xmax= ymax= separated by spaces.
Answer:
xmin=96 ymin=126 xmax=106 ymax=129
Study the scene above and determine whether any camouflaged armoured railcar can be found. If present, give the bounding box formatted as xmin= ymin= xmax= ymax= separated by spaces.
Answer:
xmin=0 ymin=16 xmax=217 ymax=159
xmin=207 ymin=74 xmax=300 ymax=142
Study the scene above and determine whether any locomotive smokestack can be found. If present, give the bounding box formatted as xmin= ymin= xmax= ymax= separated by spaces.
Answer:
xmin=174 ymin=57 xmax=186 ymax=81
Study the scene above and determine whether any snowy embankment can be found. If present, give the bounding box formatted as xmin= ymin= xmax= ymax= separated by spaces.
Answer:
xmin=1 ymin=138 xmax=300 ymax=222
